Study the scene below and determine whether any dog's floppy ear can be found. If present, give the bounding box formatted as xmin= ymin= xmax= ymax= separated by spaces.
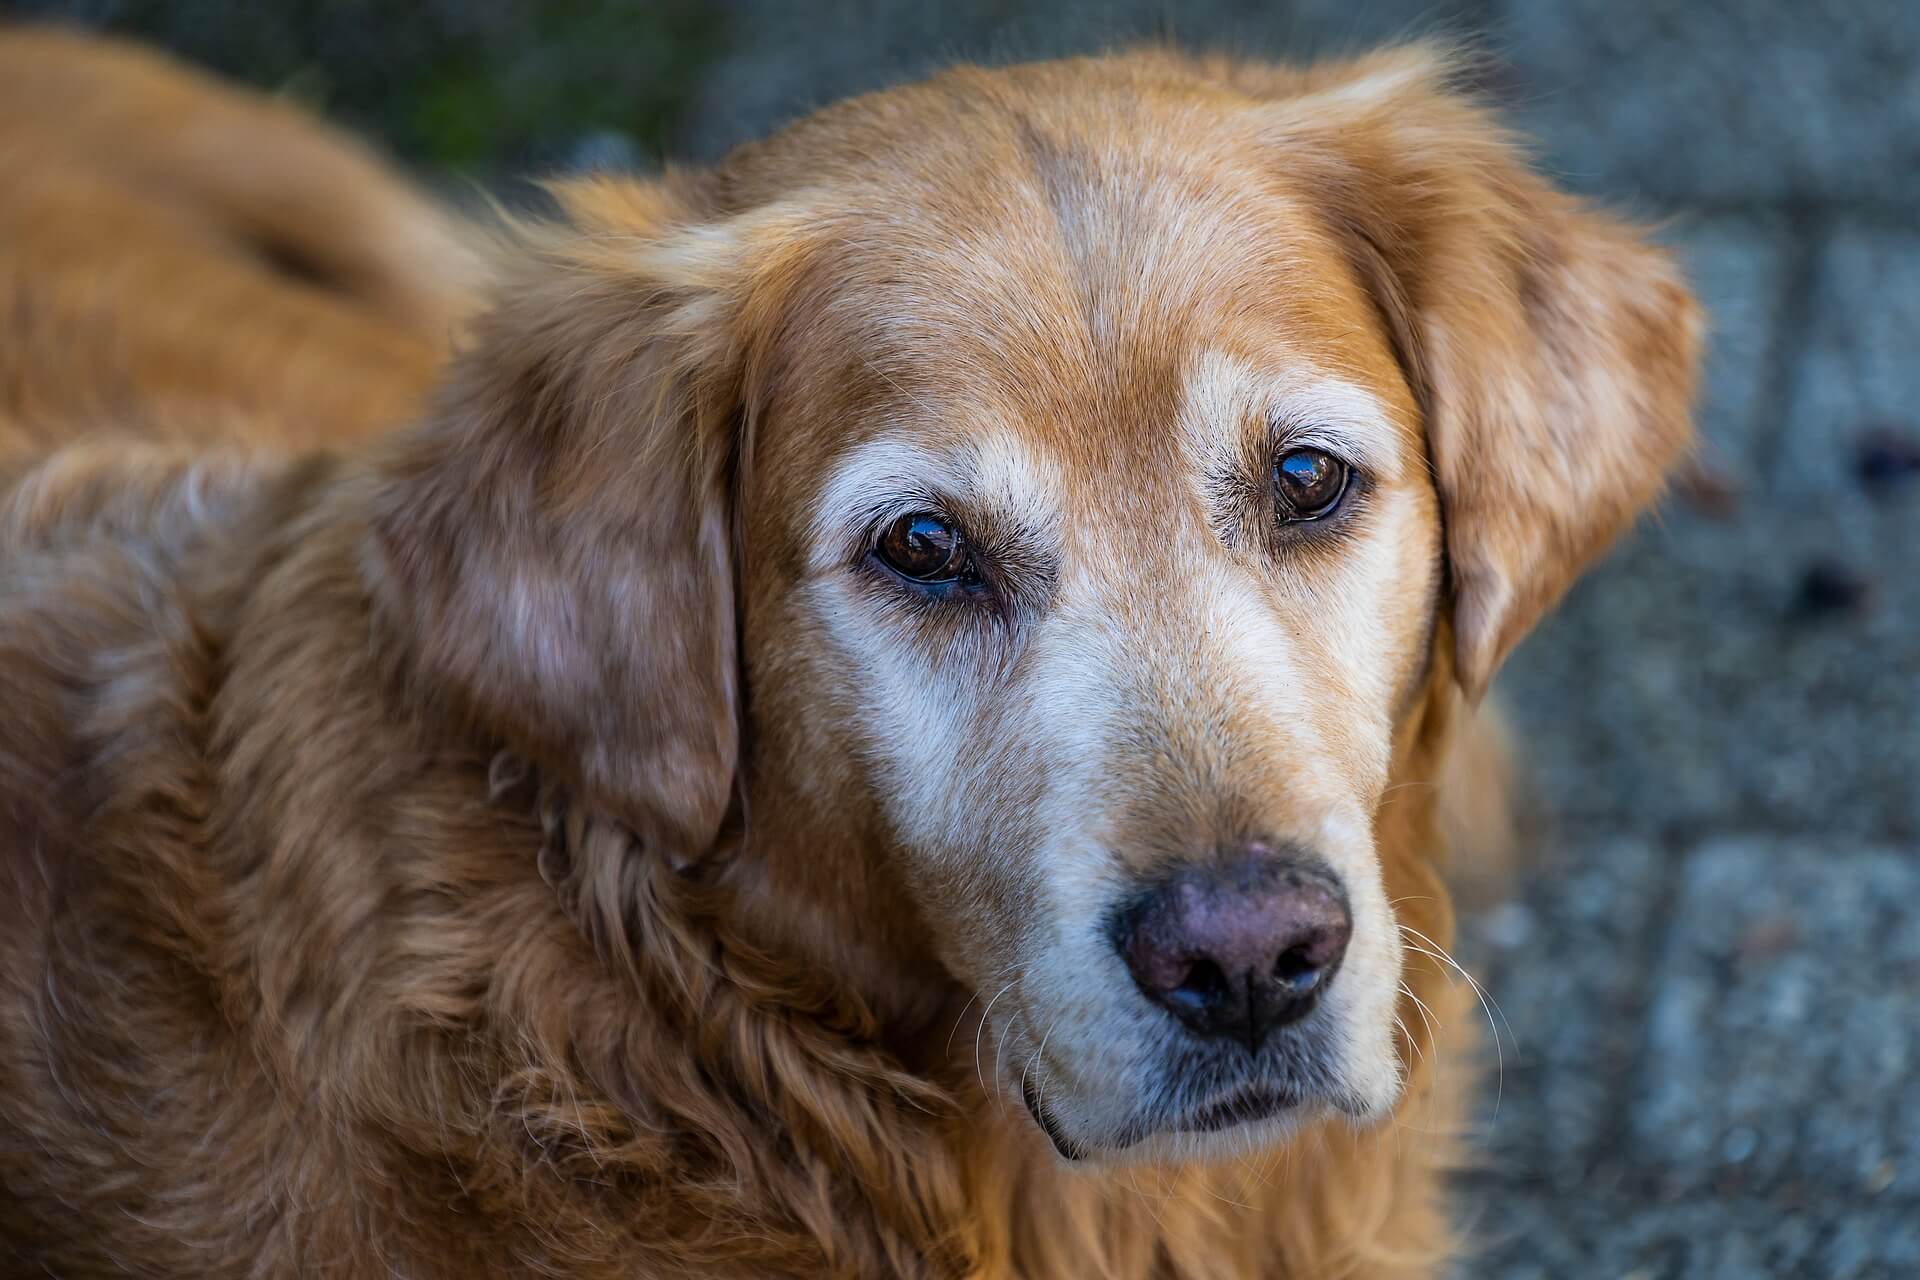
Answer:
xmin=1250 ymin=46 xmax=1702 ymax=698
xmin=363 ymin=179 xmax=808 ymax=855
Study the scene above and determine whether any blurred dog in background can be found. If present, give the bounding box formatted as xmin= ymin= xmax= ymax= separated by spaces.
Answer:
xmin=0 ymin=27 xmax=1693 ymax=1279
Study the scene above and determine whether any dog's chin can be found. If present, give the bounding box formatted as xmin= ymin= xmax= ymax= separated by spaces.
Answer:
xmin=1021 ymin=1075 xmax=1375 ymax=1165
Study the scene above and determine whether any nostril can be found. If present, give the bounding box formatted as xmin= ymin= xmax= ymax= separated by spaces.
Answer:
xmin=1272 ymin=942 xmax=1319 ymax=988
xmin=1169 ymin=956 xmax=1229 ymax=1014
xmin=1272 ymin=921 xmax=1348 ymax=992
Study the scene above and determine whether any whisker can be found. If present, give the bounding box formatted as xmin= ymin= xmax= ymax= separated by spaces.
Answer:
xmin=943 ymin=989 xmax=982 ymax=1060
xmin=1029 ymin=1018 xmax=1061 ymax=1113
xmin=973 ymin=979 xmax=1019 ymax=1097
xmin=1398 ymin=924 xmax=1513 ymax=1122
xmin=1400 ymin=983 xmax=1441 ymax=1048
xmin=1123 ymin=1166 xmax=1177 ymax=1233
xmin=998 ymin=998 xmax=1043 ymax=1107
xmin=1391 ymin=1010 xmax=1426 ymax=1069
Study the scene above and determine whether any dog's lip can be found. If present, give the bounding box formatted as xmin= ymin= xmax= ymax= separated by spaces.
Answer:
xmin=1021 ymin=1074 xmax=1088 ymax=1161
xmin=1170 ymin=1083 xmax=1302 ymax=1135
xmin=1022 ymin=1075 xmax=1307 ymax=1158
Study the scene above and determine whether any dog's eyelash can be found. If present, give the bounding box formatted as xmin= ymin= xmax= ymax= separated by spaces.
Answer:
xmin=1271 ymin=421 xmax=1358 ymax=455
xmin=845 ymin=496 xmax=942 ymax=554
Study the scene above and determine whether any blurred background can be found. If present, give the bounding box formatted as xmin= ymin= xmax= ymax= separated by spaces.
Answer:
xmin=10 ymin=0 xmax=1918 ymax=1274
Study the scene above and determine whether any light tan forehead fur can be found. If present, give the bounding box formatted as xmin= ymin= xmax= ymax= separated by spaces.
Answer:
xmin=731 ymin=63 xmax=1421 ymax=485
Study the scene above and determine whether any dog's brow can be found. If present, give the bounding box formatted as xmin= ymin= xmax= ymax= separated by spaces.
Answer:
xmin=808 ymin=433 xmax=1061 ymax=567
xmin=1180 ymin=352 xmax=1408 ymax=483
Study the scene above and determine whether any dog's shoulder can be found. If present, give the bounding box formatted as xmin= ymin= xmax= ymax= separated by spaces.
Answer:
xmin=0 ymin=441 xmax=295 ymax=931
xmin=0 ymin=440 xmax=356 ymax=1268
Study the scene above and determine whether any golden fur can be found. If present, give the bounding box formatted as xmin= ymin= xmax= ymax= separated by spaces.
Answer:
xmin=0 ymin=30 xmax=1698 ymax=1279
xmin=0 ymin=28 xmax=479 ymax=454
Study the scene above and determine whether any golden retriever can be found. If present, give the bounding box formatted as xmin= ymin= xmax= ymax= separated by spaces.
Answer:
xmin=0 ymin=28 xmax=1699 ymax=1279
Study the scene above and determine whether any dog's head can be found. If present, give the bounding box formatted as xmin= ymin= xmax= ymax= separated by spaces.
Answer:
xmin=368 ymin=47 xmax=1697 ymax=1162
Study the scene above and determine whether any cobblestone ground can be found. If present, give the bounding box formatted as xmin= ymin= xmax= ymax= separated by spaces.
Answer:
xmin=25 ymin=0 xmax=1920 ymax=1274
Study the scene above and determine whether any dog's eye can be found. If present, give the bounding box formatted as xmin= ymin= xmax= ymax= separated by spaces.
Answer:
xmin=875 ymin=513 xmax=971 ymax=583
xmin=1272 ymin=447 xmax=1351 ymax=522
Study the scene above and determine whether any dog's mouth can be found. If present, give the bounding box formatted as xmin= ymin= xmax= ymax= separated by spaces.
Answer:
xmin=1022 ymin=1075 xmax=1309 ymax=1161
xmin=1176 ymin=1084 xmax=1300 ymax=1134
xmin=1021 ymin=1075 xmax=1088 ymax=1160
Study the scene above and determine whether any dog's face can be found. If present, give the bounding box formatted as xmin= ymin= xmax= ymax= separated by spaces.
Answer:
xmin=373 ymin=49 xmax=1697 ymax=1163
xmin=742 ymin=161 xmax=1438 ymax=1157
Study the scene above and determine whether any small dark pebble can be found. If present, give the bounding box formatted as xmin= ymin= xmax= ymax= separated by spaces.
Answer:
xmin=1737 ymin=916 xmax=1799 ymax=962
xmin=1674 ymin=458 xmax=1743 ymax=518
xmin=1794 ymin=559 xmax=1873 ymax=619
xmin=1856 ymin=427 xmax=1920 ymax=492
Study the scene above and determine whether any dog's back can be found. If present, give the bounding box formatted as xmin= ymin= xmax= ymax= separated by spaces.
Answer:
xmin=0 ymin=26 xmax=478 ymax=456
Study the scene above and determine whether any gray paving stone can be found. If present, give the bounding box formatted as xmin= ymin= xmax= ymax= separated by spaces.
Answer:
xmin=1458 ymin=1193 xmax=1920 ymax=1280
xmin=1498 ymin=490 xmax=1920 ymax=841
xmin=1781 ymin=228 xmax=1920 ymax=506
xmin=1632 ymin=838 xmax=1920 ymax=1201
xmin=1498 ymin=0 xmax=1920 ymax=207
xmin=1659 ymin=220 xmax=1792 ymax=482
xmin=1462 ymin=838 xmax=1667 ymax=1193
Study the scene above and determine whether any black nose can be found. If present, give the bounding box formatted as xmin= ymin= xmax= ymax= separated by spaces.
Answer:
xmin=1117 ymin=854 xmax=1351 ymax=1052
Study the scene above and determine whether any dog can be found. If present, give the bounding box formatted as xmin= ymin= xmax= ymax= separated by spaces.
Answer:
xmin=0 ymin=28 xmax=1699 ymax=1279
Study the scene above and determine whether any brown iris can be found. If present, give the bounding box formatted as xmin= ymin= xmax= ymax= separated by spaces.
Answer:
xmin=1272 ymin=447 xmax=1351 ymax=521
xmin=875 ymin=513 xmax=971 ymax=583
